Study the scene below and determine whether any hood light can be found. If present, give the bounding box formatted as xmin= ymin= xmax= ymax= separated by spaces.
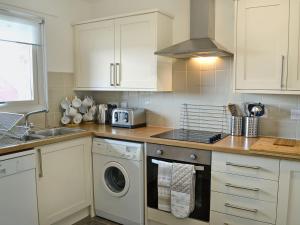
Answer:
xmin=193 ymin=56 xmax=217 ymax=64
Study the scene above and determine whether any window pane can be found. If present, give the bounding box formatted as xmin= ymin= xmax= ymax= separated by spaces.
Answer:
xmin=0 ymin=41 xmax=34 ymax=102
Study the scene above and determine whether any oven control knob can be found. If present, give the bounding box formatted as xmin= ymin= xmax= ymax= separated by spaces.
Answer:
xmin=156 ymin=150 xmax=163 ymax=155
xmin=190 ymin=154 xmax=197 ymax=160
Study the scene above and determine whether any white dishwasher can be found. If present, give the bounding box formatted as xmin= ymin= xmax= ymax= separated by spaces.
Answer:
xmin=0 ymin=150 xmax=39 ymax=225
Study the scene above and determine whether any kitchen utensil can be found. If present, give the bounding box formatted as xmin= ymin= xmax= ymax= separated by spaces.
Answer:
xmin=228 ymin=104 xmax=239 ymax=116
xmin=106 ymin=104 xmax=118 ymax=124
xmin=230 ymin=116 xmax=243 ymax=136
xmin=251 ymin=105 xmax=264 ymax=117
xmin=97 ymin=104 xmax=107 ymax=124
xmin=243 ymin=116 xmax=258 ymax=137
xmin=72 ymin=96 xmax=82 ymax=108
xmin=245 ymin=103 xmax=265 ymax=117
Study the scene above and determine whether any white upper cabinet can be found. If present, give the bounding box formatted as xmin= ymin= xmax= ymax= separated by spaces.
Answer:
xmin=74 ymin=10 xmax=173 ymax=91
xmin=235 ymin=0 xmax=289 ymax=91
xmin=114 ymin=14 xmax=156 ymax=89
xmin=287 ymin=0 xmax=300 ymax=90
xmin=74 ymin=20 xmax=115 ymax=89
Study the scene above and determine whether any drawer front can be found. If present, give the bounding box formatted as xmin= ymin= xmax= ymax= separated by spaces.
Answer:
xmin=211 ymin=192 xmax=276 ymax=224
xmin=0 ymin=154 xmax=35 ymax=178
xmin=210 ymin=211 xmax=271 ymax=225
xmin=212 ymin=152 xmax=279 ymax=180
xmin=211 ymin=171 xmax=278 ymax=202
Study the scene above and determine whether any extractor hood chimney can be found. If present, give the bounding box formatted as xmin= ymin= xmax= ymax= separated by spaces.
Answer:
xmin=155 ymin=0 xmax=233 ymax=58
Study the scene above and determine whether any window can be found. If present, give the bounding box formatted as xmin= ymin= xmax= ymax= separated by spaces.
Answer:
xmin=0 ymin=10 xmax=47 ymax=112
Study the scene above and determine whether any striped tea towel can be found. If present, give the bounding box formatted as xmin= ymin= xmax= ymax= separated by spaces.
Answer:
xmin=154 ymin=159 xmax=172 ymax=212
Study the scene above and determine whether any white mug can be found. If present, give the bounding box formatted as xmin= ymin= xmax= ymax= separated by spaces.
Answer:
xmin=66 ymin=106 xmax=77 ymax=117
xmin=83 ymin=112 xmax=93 ymax=121
xmin=72 ymin=96 xmax=82 ymax=108
xmin=79 ymin=104 xmax=88 ymax=114
xmin=60 ymin=98 xmax=71 ymax=110
xmin=82 ymin=96 xmax=93 ymax=107
xmin=61 ymin=114 xmax=71 ymax=125
xmin=73 ymin=113 xmax=83 ymax=124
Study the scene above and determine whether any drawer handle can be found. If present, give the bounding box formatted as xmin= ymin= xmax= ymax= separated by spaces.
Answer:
xmin=225 ymin=183 xmax=260 ymax=192
xmin=224 ymin=202 xmax=258 ymax=213
xmin=226 ymin=162 xmax=260 ymax=170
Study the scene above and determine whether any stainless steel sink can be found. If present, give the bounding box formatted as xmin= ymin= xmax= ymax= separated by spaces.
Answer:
xmin=22 ymin=134 xmax=46 ymax=141
xmin=32 ymin=127 xmax=84 ymax=137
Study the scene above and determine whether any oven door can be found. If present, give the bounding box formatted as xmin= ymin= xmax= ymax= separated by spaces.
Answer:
xmin=147 ymin=156 xmax=211 ymax=222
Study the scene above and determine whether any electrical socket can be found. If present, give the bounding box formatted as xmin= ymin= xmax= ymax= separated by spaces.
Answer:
xmin=291 ymin=109 xmax=300 ymax=120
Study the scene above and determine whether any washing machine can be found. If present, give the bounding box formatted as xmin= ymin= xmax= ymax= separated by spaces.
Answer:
xmin=92 ymin=138 xmax=144 ymax=225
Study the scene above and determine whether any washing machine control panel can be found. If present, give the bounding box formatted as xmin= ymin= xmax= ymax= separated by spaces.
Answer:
xmin=93 ymin=139 xmax=143 ymax=161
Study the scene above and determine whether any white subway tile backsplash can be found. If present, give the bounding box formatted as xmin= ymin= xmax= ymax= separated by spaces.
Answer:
xmin=41 ymin=60 xmax=300 ymax=139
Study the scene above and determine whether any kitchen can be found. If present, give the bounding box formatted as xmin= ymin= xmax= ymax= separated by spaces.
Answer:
xmin=0 ymin=0 xmax=300 ymax=225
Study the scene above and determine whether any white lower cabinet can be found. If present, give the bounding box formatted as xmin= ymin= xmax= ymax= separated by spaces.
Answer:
xmin=211 ymin=171 xmax=278 ymax=202
xmin=210 ymin=211 xmax=271 ymax=225
xmin=276 ymin=160 xmax=300 ymax=225
xmin=211 ymin=192 xmax=277 ymax=224
xmin=36 ymin=137 xmax=93 ymax=225
xmin=211 ymin=152 xmax=279 ymax=225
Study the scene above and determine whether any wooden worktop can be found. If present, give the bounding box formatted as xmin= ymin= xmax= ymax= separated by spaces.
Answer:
xmin=80 ymin=124 xmax=300 ymax=160
xmin=1 ymin=124 xmax=300 ymax=161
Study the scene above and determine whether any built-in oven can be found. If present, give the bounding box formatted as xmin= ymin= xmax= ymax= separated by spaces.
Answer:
xmin=146 ymin=143 xmax=211 ymax=222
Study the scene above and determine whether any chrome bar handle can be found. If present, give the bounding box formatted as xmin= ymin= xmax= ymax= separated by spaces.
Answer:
xmin=37 ymin=149 xmax=43 ymax=178
xmin=225 ymin=183 xmax=260 ymax=192
xmin=226 ymin=162 xmax=260 ymax=170
xmin=110 ymin=63 xmax=115 ymax=86
xmin=280 ymin=55 xmax=285 ymax=88
xmin=115 ymin=63 xmax=121 ymax=86
xmin=224 ymin=203 xmax=258 ymax=213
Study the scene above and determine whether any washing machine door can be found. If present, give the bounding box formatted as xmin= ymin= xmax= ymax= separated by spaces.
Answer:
xmin=102 ymin=162 xmax=130 ymax=197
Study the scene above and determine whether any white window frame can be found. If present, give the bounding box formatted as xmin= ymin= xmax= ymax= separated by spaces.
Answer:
xmin=0 ymin=8 xmax=48 ymax=113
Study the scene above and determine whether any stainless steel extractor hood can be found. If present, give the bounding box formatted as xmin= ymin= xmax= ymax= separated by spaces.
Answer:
xmin=155 ymin=0 xmax=233 ymax=58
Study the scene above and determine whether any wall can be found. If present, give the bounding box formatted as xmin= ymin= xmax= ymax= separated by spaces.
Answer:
xmin=88 ymin=0 xmax=190 ymax=44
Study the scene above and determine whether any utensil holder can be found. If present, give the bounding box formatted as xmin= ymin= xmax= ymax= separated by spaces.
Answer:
xmin=230 ymin=116 xmax=243 ymax=136
xmin=243 ymin=116 xmax=259 ymax=137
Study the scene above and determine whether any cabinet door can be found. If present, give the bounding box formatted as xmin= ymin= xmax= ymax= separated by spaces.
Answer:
xmin=37 ymin=138 xmax=92 ymax=225
xmin=75 ymin=21 xmax=115 ymax=89
xmin=235 ymin=0 xmax=289 ymax=90
xmin=115 ymin=14 xmax=157 ymax=89
xmin=277 ymin=160 xmax=300 ymax=225
xmin=287 ymin=0 xmax=300 ymax=90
